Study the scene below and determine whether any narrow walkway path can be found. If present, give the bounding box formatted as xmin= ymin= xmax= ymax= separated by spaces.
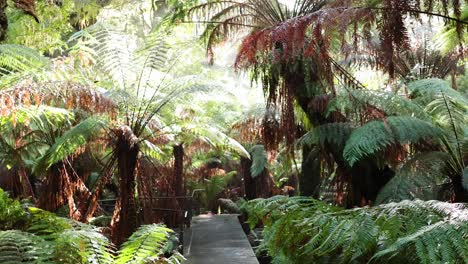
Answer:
xmin=184 ymin=214 xmax=259 ymax=264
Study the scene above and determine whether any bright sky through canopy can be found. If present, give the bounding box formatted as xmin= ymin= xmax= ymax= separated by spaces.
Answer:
xmin=278 ymin=0 xmax=295 ymax=9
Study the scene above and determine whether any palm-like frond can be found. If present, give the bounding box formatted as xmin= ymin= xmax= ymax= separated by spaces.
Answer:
xmin=330 ymin=89 xmax=430 ymax=121
xmin=57 ymin=229 xmax=114 ymax=264
xmin=195 ymin=126 xmax=250 ymax=158
xmin=343 ymin=116 xmax=443 ymax=166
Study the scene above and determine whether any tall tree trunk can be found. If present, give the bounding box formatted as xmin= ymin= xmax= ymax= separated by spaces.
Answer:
xmin=111 ymin=126 xmax=139 ymax=246
xmin=0 ymin=0 xmax=7 ymax=41
xmin=173 ymin=144 xmax=184 ymax=197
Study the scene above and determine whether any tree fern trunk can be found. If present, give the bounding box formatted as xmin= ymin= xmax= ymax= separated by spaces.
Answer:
xmin=173 ymin=144 xmax=184 ymax=197
xmin=111 ymin=126 xmax=139 ymax=246
xmin=0 ymin=0 xmax=7 ymax=41
xmin=452 ymin=177 xmax=468 ymax=202
xmin=38 ymin=162 xmax=69 ymax=212
xmin=300 ymin=146 xmax=321 ymax=197
xmin=241 ymin=156 xmax=273 ymax=199
xmin=241 ymin=157 xmax=256 ymax=200
xmin=18 ymin=167 xmax=35 ymax=202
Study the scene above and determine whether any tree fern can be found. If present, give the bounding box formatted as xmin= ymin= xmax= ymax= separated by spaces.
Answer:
xmin=0 ymin=189 xmax=25 ymax=230
xmin=329 ymin=89 xmax=430 ymax=121
xmin=343 ymin=116 xmax=443 ymax=166
xmin=57 ymin=229 xmax=114 ymax=264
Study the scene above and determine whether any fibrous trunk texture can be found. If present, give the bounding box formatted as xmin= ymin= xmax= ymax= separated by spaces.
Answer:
xmin=0 ymin=0 xmax=7 ymax=41
xmin=37 ymin=161 xmax=90 ymax=220
xmin=111 ymin=126 xmax=139 ymax=246
xmin=173 ymin=144 xmax=184 ymax=197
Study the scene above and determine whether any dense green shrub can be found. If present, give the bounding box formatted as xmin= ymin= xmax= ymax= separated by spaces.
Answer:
xmin=0 ymin=188 xmax=25 ymax=230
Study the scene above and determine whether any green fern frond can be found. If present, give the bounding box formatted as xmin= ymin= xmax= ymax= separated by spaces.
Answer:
xmin=26 ymin=207 xmax=73 ymax=241
xmin=57 ymin=229 xmax=114 ymax=264
xmin=409 ymin=78 xmax=468 ymax=106
xmin=343 ymin=116 xmax=443 ymax=166
xmin=0 ymin=230 xmax=50 ymax=264
xmin=330 ymin=89 xmax=430 ymax=120
xmin=376 ymin=152 xmax=450 ymax=204
xmin=250 ymin=144 xmax=267 ymax=178
xmin=0 ymin=189 xmax=25 ymax=230
xmin=33 ymin=117 xmax=106 ymax=175
xmin=243 ymin=197 xmax=468 ymax=263
xmin=0 ymin=44 xmax=48 ymax=77
xmin=115 ymin=224 xmax=175 ymax=264
xmin=197 ymin=126 xmax=250 ymax=158
xmin=297 ymin=122 xmax=354 ymax=148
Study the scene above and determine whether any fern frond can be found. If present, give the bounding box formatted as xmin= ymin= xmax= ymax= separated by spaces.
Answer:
xmin=376 ymin=152 xmax=450 ymax=204
xmin=250 ymin=144 xmax=267 ymax=178
xmin=57 ymin=229 xmax=114 ymax=264
xmin=115 ymin=224 xmax=174 ymax=264
xmin=26 ymin=207 xmax=73 ymax=241
xmin=196 ymin=126 xmax=250 ymax=158
xmin=409 ymin=78 xmax=468 ymax=106
xmin=0 ymin=44 xmax=48 ymax=77
xmin=332 ymin=89 xmax=430 ymax=120
xmin=33 ymin=117 xmax=106 ymax=174
xmin=297 ymin=122 xmax=354 ymax=148
xmin=0 ymin=230 xmax=50 ymax=264
xmin=343 ymin=116 xmax=443 ymax=166
xmin=244 ymin=197 xmax=468 ymax=263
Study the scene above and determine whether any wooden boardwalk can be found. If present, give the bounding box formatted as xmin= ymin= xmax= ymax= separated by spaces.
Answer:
xmin=184 ymin=214 xmax=259 ymax=264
